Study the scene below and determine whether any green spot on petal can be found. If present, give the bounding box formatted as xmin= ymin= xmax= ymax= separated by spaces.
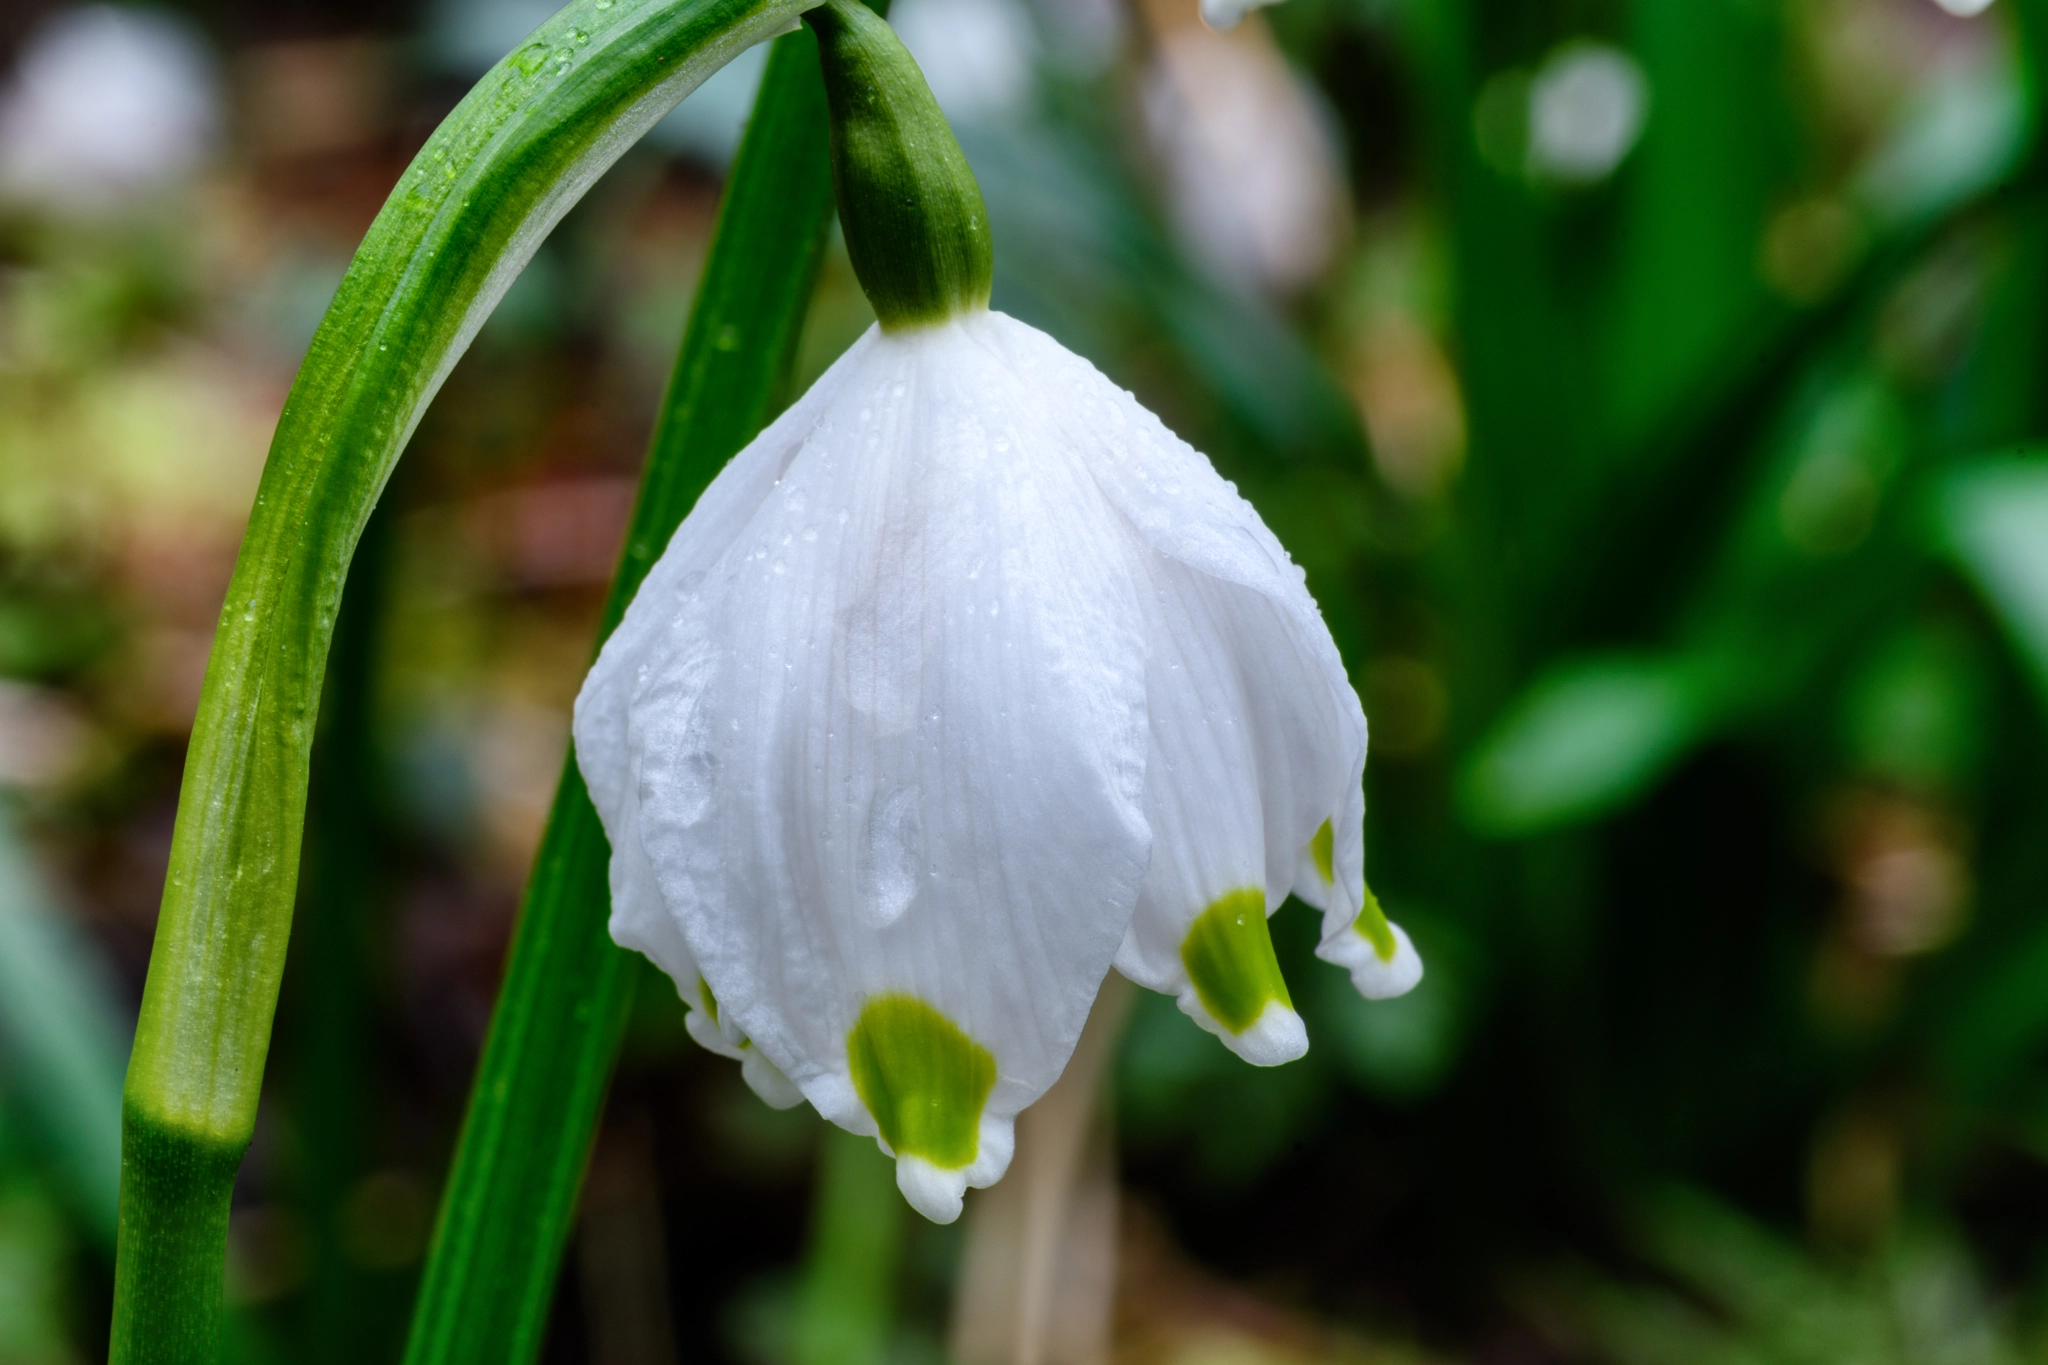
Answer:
xmin=847 ymin=994 xmax=995 ymax=1170
xmin=1310 ymin=820 xmax=1335 ymax=883
xmin=1353 ymin=881 xmax=1398 ymax=962
xmin=1181 ymin=889 xmax=1293 ymax=1034
xmin=697 ymin=977 xmax=720 ymax=1023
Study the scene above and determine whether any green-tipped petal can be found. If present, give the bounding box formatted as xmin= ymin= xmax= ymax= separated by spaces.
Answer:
xmin=1176 ymin=889 xmax=1307 ymax=1064
xmin=848 ymin=994 xmax=1001 ymax=1222
xmin=1315 ymin=878 xmax=1424 ymax=1000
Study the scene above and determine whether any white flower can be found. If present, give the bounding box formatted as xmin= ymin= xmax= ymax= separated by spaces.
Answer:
xmin=1200 ymin=0 xmax=1276 ymax=28
xmin=573 ymin=309 xmax=1419 ymax=1223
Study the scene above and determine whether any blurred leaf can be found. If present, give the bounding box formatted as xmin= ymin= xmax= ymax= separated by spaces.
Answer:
xmin=965 ymin=120 xmax=1377 ymax=478
xmin=1935 ymin=911 xmax=2048 ymax=1098
xmin=1306 ymin=909 xmax=1468 ymax=1101
xmin=403 ymin=26 xmax=840 ymax=1365
xmin=0 ymin=594 xmax=115 ymax=684
xmin=1554 ymin=1190 xmax=2026 ymax=1365
xmin=1842 ymin=623 xmax=1986 ymax=791
xmin=1461 ymin=655 xmax=1714 ymax=835
xmin=1856 ymin=57 xmax=2031 ymax=234
xmin=0 ymin=1171 xmax=77 ymax=1365
xmin=1601 ymin=0 xmax=1790 ymax=452
xmin=0 ymin=804 xmax=126 ymax=1246
xmin=790 ymin=1129 xmax=903 ymax=1365
xmin=1934 ymin=456 xmax=2048 ymax=699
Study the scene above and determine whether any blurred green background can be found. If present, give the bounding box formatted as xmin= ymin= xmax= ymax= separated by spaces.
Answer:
xmin=5 ymin=0 xmax=2048 ymax=1359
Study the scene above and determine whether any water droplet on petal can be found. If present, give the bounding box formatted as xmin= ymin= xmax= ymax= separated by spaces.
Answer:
xmin=857 ymin=788 xmax=922 ymax=927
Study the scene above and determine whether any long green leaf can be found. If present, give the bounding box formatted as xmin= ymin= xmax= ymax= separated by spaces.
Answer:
xmin=402 ymin=29 xmax=837 ymax=1365
xmin=112 ymin=0 xmax=813 ymax=1359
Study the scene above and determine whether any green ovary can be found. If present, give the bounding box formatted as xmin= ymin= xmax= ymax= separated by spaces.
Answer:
xmin=1310 ymin=820 xmax=1335 ymax=883
xmin=1353 ymin=881 xmax=1398 ymax=962
xmin=1181 ymin=889 xmax=1293 ymax=1034
xmin=847 ymin=994 xmax=996 ymax=1170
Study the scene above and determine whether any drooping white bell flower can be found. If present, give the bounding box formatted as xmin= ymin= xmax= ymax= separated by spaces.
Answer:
xmin=573 ymin=0 xmax=1419 ymax=1225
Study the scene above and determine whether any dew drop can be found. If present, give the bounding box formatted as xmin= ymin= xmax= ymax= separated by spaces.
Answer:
xmin=857 ymin=787 xmax=922 ymax=927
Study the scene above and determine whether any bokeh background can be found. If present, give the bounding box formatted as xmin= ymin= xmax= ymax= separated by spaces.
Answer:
xmin=5 ymin=0 xmax=2048 ymax=1359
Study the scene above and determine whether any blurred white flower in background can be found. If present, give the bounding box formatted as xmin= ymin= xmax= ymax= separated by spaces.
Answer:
xmin=1929 ymin=0 xmax=1994 ymax=18
xmin=1141 ymin=21 xmax=1347 ymax=296
xmin=1018 ymin=0 xmax=1124 ymax=75
xmin=1525 ymin=41 xmax=1648 ymax=185
xmin=1200 ymin=0 xmax=1278 ymax=29
xmin=892 ymin=0 xmax=1038 ymax=122
xmin=0 ymin=5 xmax=222 ymax=209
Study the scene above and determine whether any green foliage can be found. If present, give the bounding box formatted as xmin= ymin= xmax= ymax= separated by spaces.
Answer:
xmin=1937 ymin=457 xmax=2048 ymax=698
xmin=109 ymin=0 xmax=818 ymax=1358
xmin=401 ymin=26 xmax=839 ymax=1365
xmin=1547 ymin=1191 xmax=2037 ymax=1365
xmin=13 ymin=0 xmax=2048 ymax=1351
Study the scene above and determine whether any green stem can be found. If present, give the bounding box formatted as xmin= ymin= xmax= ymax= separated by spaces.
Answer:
xmin=113 ymin=0 xmax=814 ymax=1359
xmin=402 ymin=27 xmax=837 ymax=1365
xmin=792 ymin=1129 xmax=905 ymax=1365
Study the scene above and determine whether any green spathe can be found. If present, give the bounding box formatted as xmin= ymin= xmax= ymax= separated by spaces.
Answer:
xmin=847 ymin=994 xmax=997 ymax=1168
xmin=1181 ymin=889 xmax=1294 ymax=1034
xmin=805 ymin=0 xmax=994 ymax=329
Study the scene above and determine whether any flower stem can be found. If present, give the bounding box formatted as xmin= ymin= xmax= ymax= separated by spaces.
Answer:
xmin=792 ymin=1129 xmax=905 ymax=1365
xmin=805 ymin=0 xmax=992 ymax=329
xmin=111 ymin=0 xmax=813 ymax=1359
xmin=401 ymin=26 xmax=839 ymax=1365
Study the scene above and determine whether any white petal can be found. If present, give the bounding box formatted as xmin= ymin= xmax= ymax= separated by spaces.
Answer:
xmin=1317 ymin=917 xmax=1423 ymax=999
xmin=983 ymin=314 xmax=1368 ymax=902
xmin=576 ymin=325 xmax=889 ymax=847
xmin=976 ymin=312 xmax=1387 ymax=1035
xmin=595 ymin=316 xmax=1152 ymax=1217
xmin=1111 ymin=551 xmax=1306 ymax=1065
xmin=984 ymin=314 xmax=1425 ymax=1007
xmin=738 ymin=1046 xmax=807 ymax=1109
